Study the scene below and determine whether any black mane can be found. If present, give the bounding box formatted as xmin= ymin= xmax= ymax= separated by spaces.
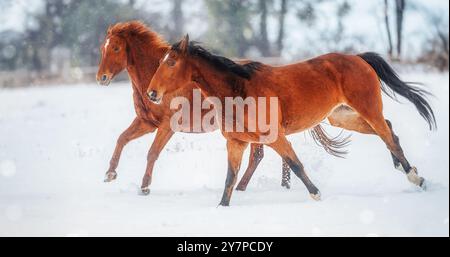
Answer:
xmin=172 ymin=41 xmax=262 ymax=80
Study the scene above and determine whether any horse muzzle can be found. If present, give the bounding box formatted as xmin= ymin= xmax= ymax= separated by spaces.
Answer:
xmin=97 ymin=74 xmax=112 ymax=86
xmin=148 ymin=90 xmax=162 ymax=105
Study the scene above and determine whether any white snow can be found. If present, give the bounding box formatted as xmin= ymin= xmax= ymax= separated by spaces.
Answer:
xmin=0 ymin=72 xmax=448 ymax=236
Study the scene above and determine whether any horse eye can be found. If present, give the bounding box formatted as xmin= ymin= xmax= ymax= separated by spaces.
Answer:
xmin=166 ymin=59 xmax=176 ymax=67
xmin=114 ymin=47 xmax=120 ymax=53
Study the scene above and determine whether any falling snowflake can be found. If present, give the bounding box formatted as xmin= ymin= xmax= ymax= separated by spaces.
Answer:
xmin=359 ymin=209 xmax=375 ymax=225
xmin=5 ymin=205 xmax=22 ymax=221
xmin=1 ymin=44 xmax=16 ymax=59
xmin=71 ymin=67 xmax=84 ymax=80
xmin=311 ymin=226 xmax=322 ymax=236
xmin=0 ymin=160 xmax=16 ymax=178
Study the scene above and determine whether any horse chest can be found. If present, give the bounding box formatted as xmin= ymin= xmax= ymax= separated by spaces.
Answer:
xmin=132 ymin=91 xmax=162 ymax=125
xmin=133 ymin=100 xmax=147 ymax=118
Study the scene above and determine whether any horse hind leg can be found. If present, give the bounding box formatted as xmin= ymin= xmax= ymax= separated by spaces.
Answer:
xmin=328 ymin=105 xmax=376 ymax=135
xmin=236 ymin=144 xmax=264 ymax=191
xmin=383 ymin=120 xmax=424 ymax=189
xmin=281 ymin=160 xmax=291 ymax=189
xmin=328 ymin=106 xmax=402 ymax=171
xmin=236 ymin=144 xmax=292 ymax=191
xmin=385 ymin=120 xmax=405 ymax=172
xmin=370 ymin=117 xmax=425 ymax=189
xmin=344 ymin=96 xmax=426 ymax=189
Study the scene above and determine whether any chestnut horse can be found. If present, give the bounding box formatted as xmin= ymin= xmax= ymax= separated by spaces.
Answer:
xmin=147 ymin=35 xmax=436 ymax=206
xmin=96 ymin=21 xmax=343 ymax=194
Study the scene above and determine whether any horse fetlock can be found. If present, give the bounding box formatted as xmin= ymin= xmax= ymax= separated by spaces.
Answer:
xmin=395 ymin=162 xmax=406 ymax=173
xmin=310 ymin=191 xmax=322 ymax=201
xmin=104 ymin=171 xmax=118 ymax=182
xmin=140 ymin=174 xmax=153 ymax=195
xmin=407 ymin=167 xmax=426 ymax=189
xmin=140 ymin=187 xmax=151 ymax=196
xmin=281 ymin=180 xmax=291 ymax=190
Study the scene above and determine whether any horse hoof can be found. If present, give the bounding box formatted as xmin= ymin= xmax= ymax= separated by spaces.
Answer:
xmin=235 ymin=185 xmax=247 ymax=191
xmin=218 ymin=202 xmax=230 ymax=207
xmin=282 ymin=183 xmax=291 ymax=190
xmin=104 ymin=171 xmax=117 ymax=182
xmin=420 ymin=179 xmax=427 ymax=191
xmin=140 ymin=187 xmax=151 ymax=196
xmin=407 ymin=167 xmax=426 ymax=190
xmin=310 ymin=191 xmax=322 ymax=201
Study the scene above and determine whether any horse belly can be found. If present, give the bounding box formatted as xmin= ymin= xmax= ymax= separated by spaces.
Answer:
xmin=283 ymin=96 xmax=340 ymax=135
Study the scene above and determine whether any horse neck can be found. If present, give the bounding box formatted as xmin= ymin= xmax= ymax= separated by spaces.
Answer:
xmin=126 ymin=38 xmax=169 ymax=96
xmin=191 ymin=59 xmax=247 ymax=101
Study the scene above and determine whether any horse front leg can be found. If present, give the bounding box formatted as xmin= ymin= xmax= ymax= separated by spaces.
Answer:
xmin=236 ymin=144 xmax=292 ymax=191
xmin=140 ymin=128 xmax=175 ymax=195
xmin=269 ymin=135 xmax=321 ymax=201
xmin=105 ymin=118 xmax=156 ymax=182
xmin=220 ymin=139 xmax=249 ymax=206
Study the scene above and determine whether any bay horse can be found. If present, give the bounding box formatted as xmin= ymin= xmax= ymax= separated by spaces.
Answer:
xmin=147 ymin=35 xmax=436 ymax=206
xmin=96 ymin=21 xmax=343 ymax=194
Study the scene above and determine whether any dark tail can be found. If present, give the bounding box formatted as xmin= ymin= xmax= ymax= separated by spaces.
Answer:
xmin=358 ymin=52 xmax=437 ymax=130
xmin=309 ymin=125 xmax=351 ymax=158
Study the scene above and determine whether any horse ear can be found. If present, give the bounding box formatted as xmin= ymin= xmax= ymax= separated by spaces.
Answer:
xmin=179 ymin=34 xmax=190 ymax=54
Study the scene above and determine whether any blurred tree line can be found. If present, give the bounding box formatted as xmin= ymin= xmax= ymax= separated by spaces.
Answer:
xmin=0 ymin=0 xmax=448 ymax=73
xmin=204 ymin=0 xmax=354 ymax=57
xmin=0 ymin=0 xmax=164 ymax=71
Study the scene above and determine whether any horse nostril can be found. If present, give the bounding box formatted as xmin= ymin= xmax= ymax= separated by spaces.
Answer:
xmin=102 ymin=74 xmax=108 ymax=82
xmin=149 ymin=90 xmax=157 ymax=99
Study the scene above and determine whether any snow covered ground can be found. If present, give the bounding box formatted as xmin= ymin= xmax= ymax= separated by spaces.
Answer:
xmin=0 ymin=72 xmax=448 ymax=237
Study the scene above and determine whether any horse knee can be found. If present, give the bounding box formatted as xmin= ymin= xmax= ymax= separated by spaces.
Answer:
xmin=117 ymin=134 xmax=130 ymax=146
xmin=147 ymin=152 xmax=160 ymax=163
